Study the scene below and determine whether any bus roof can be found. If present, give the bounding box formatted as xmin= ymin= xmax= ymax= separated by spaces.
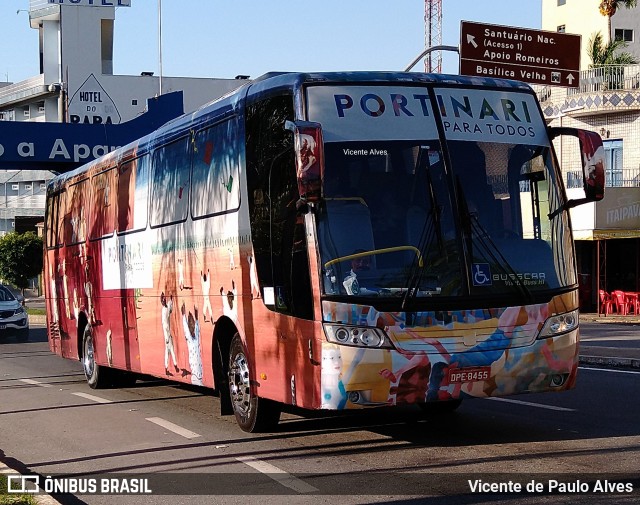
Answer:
xmin=49 ymin=71 xmax=534 ymax=190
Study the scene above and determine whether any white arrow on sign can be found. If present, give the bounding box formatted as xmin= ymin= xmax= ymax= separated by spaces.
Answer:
xmin=467 ymin=34 xmax=478 ymax=48
xmin=567 ymin=74 xmax=575 ymax=85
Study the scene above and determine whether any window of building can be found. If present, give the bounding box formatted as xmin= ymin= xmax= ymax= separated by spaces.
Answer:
xmin=11 ymin=184 xmax=19 ymax=191
xmin=614 ymin=29 xmax=633 ymax=43
xmin=603 ymin=139 xmax=623 ymax=187
xmin=557 ymin=25 xmax=566 ymax=33
xmin=24 ymin=184 xmax=32 ymax=191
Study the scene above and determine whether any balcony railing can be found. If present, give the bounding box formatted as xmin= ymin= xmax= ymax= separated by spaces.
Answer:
xmin=569 ymin=65 xmax=640 ymax=95
xmin=565 ymin=168 xmax=640 ymax=189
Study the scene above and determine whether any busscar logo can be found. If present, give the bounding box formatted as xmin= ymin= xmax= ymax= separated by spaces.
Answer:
xmin=7 ymin=475 xmax=40 ymax=494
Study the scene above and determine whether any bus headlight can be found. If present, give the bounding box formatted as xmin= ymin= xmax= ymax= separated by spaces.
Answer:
xmin=538 ymin=309 xmax=579 ymax=339
xmin=323 ymin=324 xmax=393 ymax=349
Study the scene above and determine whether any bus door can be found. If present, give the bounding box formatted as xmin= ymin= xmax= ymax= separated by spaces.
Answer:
xmin=60 ymin=179 xmax=91 ymax=358
xmin=87 ymin=166 xmax=131 ymax=370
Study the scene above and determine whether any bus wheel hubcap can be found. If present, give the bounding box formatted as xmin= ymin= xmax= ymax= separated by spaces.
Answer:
xmin=84 ymin=333 xmax=95 ymax=378
xmin=229 ymin=353 xmax=251 ymax=416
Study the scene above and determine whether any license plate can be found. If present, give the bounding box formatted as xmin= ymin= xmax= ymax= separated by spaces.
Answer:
xmin=448 ymin=366 xmax=491 ymax=383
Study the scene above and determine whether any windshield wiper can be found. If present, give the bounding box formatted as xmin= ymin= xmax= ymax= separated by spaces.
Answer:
xmin=456 ymin=180 xmax=532 ymax=302
xmin=401 ymin=146 xmax=442 ymax=311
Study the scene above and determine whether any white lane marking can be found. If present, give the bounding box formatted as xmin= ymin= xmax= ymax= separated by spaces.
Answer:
xmin=236 ymin=456 xmax=318 ymax=494
xmin=579 ymin=366 xmax=640 ymax=375
xmin=145 ymin=417 xmax=201 ymax=439
xmin=19 ymin=378 xmax=52 ymax=388
xmin=486 ymin=397 xmax=575 ymax=411
xmin=72 ymin=392 xmax=113 ymax=404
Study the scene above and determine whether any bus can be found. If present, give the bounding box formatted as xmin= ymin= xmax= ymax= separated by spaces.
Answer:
xmin=44 ymin=72 xmax=605 ymax=433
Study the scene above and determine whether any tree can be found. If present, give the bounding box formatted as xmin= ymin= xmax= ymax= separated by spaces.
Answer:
xmin=599 ymin=0 xmax=638 ymax=40
xmin=0 ymin=232 xmax=44 ymax=295
xmin=587 ymin=31 xmax=638 ymax=89
xmin=588 ymin=31 xmax=638 ymax=67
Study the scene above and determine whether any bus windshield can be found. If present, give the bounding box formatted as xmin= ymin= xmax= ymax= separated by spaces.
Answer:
xmin=311 ymin=86 xmax=575 ymax=303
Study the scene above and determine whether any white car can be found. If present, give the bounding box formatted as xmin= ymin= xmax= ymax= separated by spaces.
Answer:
xmin=0 ymin=285 xmax=29 ymax=341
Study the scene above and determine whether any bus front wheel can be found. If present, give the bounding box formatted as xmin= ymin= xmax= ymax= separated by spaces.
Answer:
xmin=228 ymin=334 xmax=281 ymax=433
xmin=82 ymin=325 xmax=111 ymax=389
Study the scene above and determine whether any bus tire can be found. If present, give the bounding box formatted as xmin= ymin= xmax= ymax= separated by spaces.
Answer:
xmin=419 ymin=399 xmax=462 ymax=414
xmin=228 ymin=333 xmax=281 ymax=433
xmin=82 ymin=325 xmax=111 ymax=389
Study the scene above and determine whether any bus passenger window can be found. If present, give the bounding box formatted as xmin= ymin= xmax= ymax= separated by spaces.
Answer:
xmin=46 ymin=192 xmax=65 ymax=248
xmin=118 ymin=155 xmax=150 ymax=233
xmin=150 ymin=137 xmax=191 ymax=227
xmin=192 ymin=119 xmax=240 ymax=218
xmin=65 ymin=180 xmax=87 ymax=244
xmin=90 ymin=168 xmax=117 ymax=239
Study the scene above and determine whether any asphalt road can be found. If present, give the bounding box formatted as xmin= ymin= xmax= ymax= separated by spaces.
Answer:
xmin=1 ymin=324 xmax=639 ymax=505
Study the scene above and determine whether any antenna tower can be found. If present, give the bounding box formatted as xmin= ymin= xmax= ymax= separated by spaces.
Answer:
xmin=424 ymin=0 xmax=443 ymax=72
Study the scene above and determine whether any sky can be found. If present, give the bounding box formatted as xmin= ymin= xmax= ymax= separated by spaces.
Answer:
xmin=1 ymin=0 xmax=542 ymax=84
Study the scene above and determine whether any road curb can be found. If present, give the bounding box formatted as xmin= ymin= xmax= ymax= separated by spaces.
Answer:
xmin=28 ymin=314 xmax=47 ymax=325
xmin=579 ymin=355 xmax=640 ymax=370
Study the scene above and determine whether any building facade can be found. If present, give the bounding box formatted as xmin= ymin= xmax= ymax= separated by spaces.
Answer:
xmin=0 ymin=0 xmax=247 ymax=236
xmin=0 ymin=170 xmax=53 ymax=236
xmin=541 ymin=0 xmax=640 ymax=309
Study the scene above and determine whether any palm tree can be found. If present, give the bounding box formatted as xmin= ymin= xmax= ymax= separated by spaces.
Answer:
xmin=599 ymin=1 xmax=638 ymax=40
xmin=588 ymin=32 xmax=638 ymax=66
xmin=588 ymin=31 xmax=638 ymax=89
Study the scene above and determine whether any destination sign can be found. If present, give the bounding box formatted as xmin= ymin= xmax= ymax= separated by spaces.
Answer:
xmin=459 ymin=21 xmax=581 ymax=88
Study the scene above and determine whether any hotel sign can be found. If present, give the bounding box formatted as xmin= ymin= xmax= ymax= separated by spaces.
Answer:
xmin=47 ymin=0 xmax=131 ymax=6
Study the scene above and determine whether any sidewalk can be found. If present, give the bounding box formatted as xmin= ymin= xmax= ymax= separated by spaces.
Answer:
xmin=578 ymin=313 xmax=640 ymax=370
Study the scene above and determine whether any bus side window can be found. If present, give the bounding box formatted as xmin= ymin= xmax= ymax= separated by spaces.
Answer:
xmin=65 ymin=179 xmax=88 ymax=244
xmin=118 ymin=155 xmax=150 ymax=233
xmin=192 ymin=118 xmax=240 ymax=219
xmin=150 ymin=137 xmax=191 ymax=227
xmin=89 ymin=168 xmax=117 ymax=239
xmin=46 ymin=191 xmax=65 ymax=248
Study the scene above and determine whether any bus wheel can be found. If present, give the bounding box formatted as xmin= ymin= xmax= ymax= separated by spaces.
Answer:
xmin=419 ymin=399 xmax=462 ymax=414
xmin=228 ymin=334 xmax=281 ymax=433
xmin=82 ymin=325 xmax=110 ymax=389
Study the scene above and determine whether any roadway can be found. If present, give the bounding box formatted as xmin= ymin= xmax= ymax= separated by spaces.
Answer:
xmin=0 ymin=323 xmax=638 ymax=505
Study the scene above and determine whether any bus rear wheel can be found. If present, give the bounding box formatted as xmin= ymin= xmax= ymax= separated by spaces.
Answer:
xmin=82 ymin=325 xmax=111 ymax=389
xmin=228 ymin=334 xmax=280 ymax=433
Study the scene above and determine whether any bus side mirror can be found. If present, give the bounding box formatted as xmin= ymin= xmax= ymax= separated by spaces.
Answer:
xmin=285 ymin=120 xmax=324 ymax=203
xmin=549 ymin=127 xmax=605 ymax=207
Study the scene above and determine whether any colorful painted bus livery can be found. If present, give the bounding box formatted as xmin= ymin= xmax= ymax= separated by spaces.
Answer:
xmin=44 ymin=72 xmax=605 ymax=432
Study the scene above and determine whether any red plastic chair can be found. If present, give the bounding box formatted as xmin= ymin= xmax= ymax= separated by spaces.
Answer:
xmin=598 ymin=290 xmax=613 ymax=316
xmin=612 ymin=290 xmax=628 ymax=315
xmin=624 ymin=292 xmax=639 ymax=315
